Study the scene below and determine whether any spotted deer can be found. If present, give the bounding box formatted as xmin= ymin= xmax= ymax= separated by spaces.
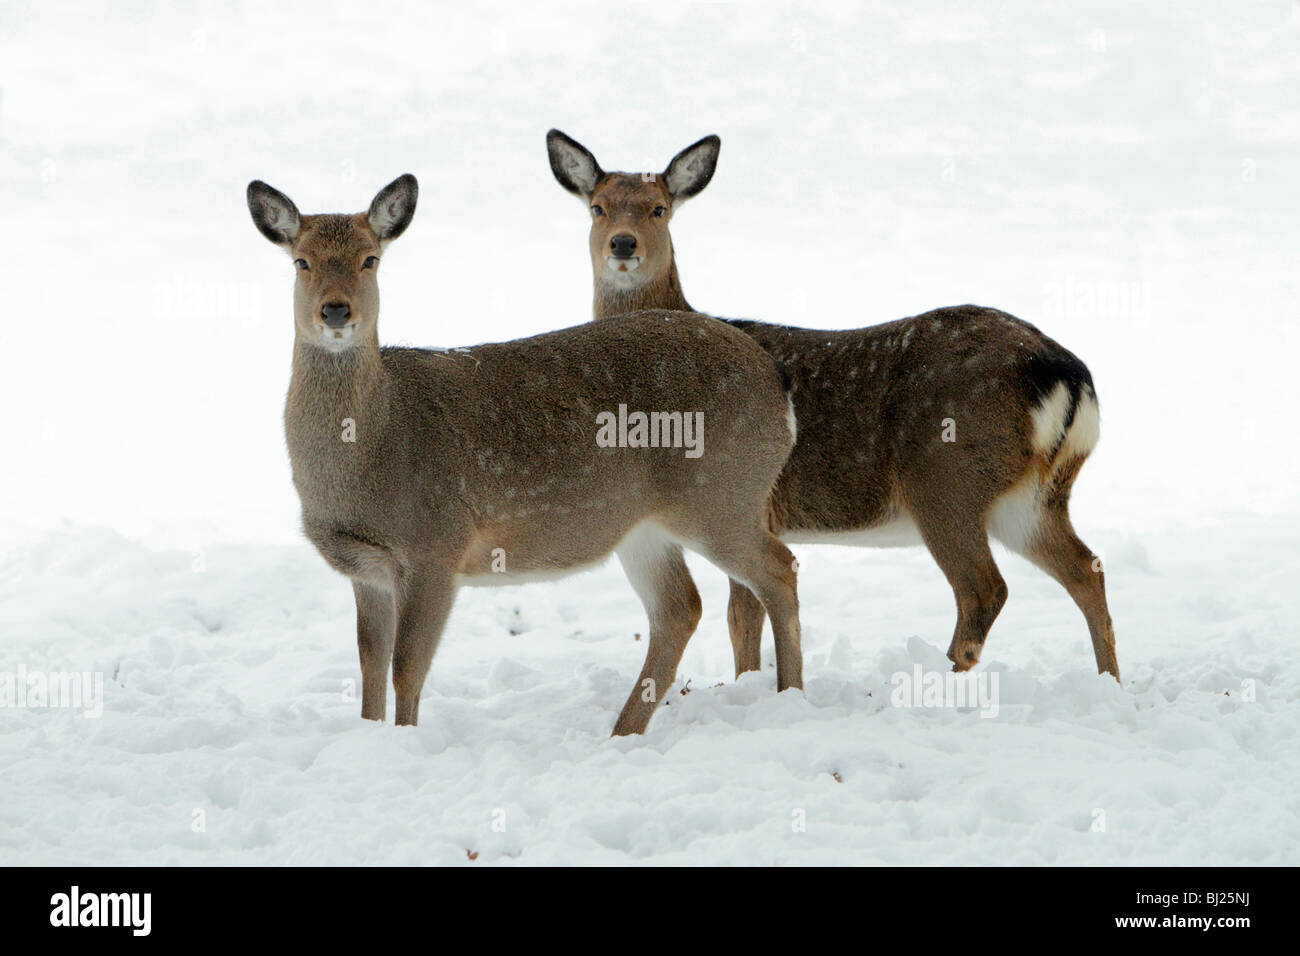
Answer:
xmin=547 ymin=130 xmax=1119 ymax=681
xmin=247 ymin=174 xmax=803 ymax=736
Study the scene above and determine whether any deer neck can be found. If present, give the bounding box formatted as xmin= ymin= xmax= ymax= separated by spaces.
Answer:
xmin=593 ymin=257 xmax=692 ymax=320
xmin=286 ymin=332 xmax=389 ymax=468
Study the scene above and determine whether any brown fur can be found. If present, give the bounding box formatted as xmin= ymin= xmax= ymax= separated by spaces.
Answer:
xmin=547 ymin=132 xmax=1119 ymax=682
xmin=250 ymin=175 xmax=805 ymax=735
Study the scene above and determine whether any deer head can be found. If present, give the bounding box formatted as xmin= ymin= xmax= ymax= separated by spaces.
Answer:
xmin=547 ymin=130 xmax=718 ymax=299
xmin=247 ymin=175 xmax=418 ymax=352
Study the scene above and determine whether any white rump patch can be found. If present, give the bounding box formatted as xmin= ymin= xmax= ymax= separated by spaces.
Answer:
xmin=1029 ymin=382 xmax=1101 ymax=461
xmin=991 ymin=384 xmax=1101 ymax=555
xmin=1061 ymin=387 xmax=1101 ymax=460
xmin=986 ymin=476 xmax=1042 ymax=554
xmin=1029 ymin=382 xmax=1072 ymax=456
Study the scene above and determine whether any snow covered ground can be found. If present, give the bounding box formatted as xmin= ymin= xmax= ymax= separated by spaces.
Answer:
xmin=1 ymin=0 xmax=1298 ymax=865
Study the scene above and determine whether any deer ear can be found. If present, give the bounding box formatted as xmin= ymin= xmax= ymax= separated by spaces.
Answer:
xmin=663 ymin=135 xmax=720 ymax=201
xmin=247 ymin=181 xmax=301 ymax=247
xmin=547 ymin=129 xmax=604 ymax=197
xmin=368 ymin=174 xmax=418 ymax=243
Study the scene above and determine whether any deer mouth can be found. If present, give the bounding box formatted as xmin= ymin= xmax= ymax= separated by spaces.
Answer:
xmin=605 ymin=255 xmax=641 ymax=274
xmin=317 ymin=323 xmax=357 ymax=351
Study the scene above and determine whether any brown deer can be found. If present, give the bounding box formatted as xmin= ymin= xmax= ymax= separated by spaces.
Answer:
xmin=547 ymin=130 xmax=1119 ymax=682
xmin=247 ymin=174 xmax=804 ymax=736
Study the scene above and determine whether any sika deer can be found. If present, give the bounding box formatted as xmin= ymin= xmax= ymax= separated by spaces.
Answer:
xmin=247 ymin=174 xmax=803 ymax=736
xmin=547 ymin=130 xmax=1119 ymax=681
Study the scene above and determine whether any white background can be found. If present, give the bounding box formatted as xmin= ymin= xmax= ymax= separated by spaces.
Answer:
xmin=1 ymin=0 xmax=1297 ymax=864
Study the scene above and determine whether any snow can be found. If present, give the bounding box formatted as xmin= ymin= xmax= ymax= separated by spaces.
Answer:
xmin=1 ymin=0 xmax=1298 ymax=865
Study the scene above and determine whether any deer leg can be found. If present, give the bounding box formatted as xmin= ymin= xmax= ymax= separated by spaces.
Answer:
xmin=391 ymin=565 xmax=459 ymax=726
xmin=727 ymin=578 xmax=765 ymax=678
xmin=1020 ymin=508 xmax=1120 ymax=681
xmin=352 ymin=581 xmax=395 ymax=721
xmin=612 ymin=535 xmax=702 ymax=736
xmin=708 ymin=531 xmax=802 ymax=692
xmin=916 ymin=516 xmax=1008 ymax=672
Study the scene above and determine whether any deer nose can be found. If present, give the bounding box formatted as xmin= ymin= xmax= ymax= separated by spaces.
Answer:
xmin=321 ymin=302 xmax=351 ymax=328
xmin=609 ymin=234 xmax=637 ymax=258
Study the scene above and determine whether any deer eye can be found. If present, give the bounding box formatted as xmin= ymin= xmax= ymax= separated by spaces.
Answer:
xmin=294 ymin=258 xmax=309 ymax=271
xmin=652 ymin=206 xmax=667 ymax=218
xmin=591 ymin=205 xmax=605 ymax=217
xmin=363 ymin=256 xmax=379 ymax=270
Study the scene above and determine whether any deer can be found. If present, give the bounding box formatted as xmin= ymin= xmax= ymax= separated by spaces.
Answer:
xmin=547 ymin=129 xmax=1119 ymax=683
xmin=246 ymin=174 xmax=804 ymax=736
